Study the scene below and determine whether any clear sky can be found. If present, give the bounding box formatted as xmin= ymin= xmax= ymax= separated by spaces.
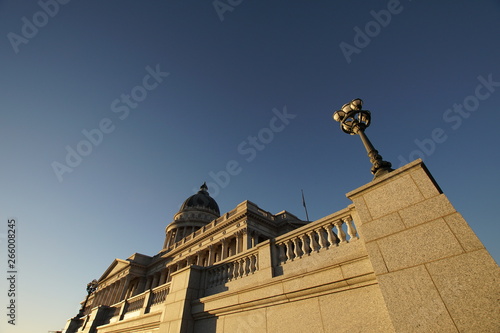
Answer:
xmin=0 ymin=1 xmax=499 ymax=331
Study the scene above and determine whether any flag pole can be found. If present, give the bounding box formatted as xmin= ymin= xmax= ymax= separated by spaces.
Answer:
xmin=301 ymin=189 xmax=310 ymax=222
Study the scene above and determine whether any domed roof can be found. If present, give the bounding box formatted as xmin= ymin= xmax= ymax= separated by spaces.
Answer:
xmin=178 ymin=183 xmax=220 ymax=216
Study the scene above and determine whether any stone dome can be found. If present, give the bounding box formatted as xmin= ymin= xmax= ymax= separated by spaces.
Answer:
xmin=178 ymin=182 xmax=220 ymax=216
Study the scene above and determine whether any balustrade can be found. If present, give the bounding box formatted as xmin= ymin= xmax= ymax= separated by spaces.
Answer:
xmin=276 ymin=214 xmax=358 ymax=264
xmin=149 ymin=284 xmax=170 ymax=307
xmin=206 ymin=251 xmax=259 ymax=288
xmin=126 ymin=295 xmax=146 ymax=313
xmin=110 ymin=282 xmax=171 ymax=320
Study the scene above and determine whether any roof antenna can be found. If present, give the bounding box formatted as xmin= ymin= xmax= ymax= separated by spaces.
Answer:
xmin=301 ymin=189 xmax=310 ymax=222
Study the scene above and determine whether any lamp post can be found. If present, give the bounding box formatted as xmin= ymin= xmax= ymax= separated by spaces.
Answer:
xmin=75 ymin=279 xmax=98 ymax=318
xmin=333 ymin=98 xmax=393 ymax=179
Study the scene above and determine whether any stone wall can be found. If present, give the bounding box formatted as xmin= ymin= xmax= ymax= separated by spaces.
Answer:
xmin=348 ymin=159 xmax=499 ymax=333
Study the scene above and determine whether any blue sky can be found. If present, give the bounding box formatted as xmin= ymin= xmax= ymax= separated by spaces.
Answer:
xmin=0 ymin=0 xmax=499 ymax=331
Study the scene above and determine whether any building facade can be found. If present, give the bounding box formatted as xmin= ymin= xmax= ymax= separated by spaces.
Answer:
xmin=63 ymin=160 xmax=499 ymax=333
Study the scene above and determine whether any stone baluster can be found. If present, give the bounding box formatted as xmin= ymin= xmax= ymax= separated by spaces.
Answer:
xmin=222 ymin=264 xmax=228 ymax=283
xmin=215 ymin=267 xmax=222 ymax=286
xmin=246 ymin=257 xmax=250 ymax=276
xmin=324 ymin=224 xmax=338 ymax=248
xmin=343 ymin=216 xmax=358 ymax=241
xmin=317 ymin=228 xmax=328 ymax=250
xmin=301 ymin=234 xmax=311 ymax=256
xmin=233 ymin=260 xmax=240 ymax=279
xmin=293 ymin=237 xmax=302 ymax=258
xmin=278 ymin=243 xmax=286 ymax=263
xmin=286 ymin=240 xmax=294 ymax=261
xmin=207 ymin=270 xmax=214 ymax=288
xmin=308 ymin=231 xmax=320 ymax=252
xmin=334 ymin=220 xmax=347 ymax=244
xmin=250 ymin=254 xmax=257 ymax=273
xmin=211 ymin=269 xmax=217 ymax=288
xmin=228 ymin=262 xmax=234 ymax=281
xmin=239 ymin=258 xmax=245 ymax=278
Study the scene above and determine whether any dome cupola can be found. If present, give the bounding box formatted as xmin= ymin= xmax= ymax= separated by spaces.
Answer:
xmin=163 ymin=183 xmax=220 ymax=249
xmin=177 ymin=182 xmax=220 ymax=217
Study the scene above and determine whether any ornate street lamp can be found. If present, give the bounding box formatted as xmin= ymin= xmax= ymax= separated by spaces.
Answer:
xmin=75 ymin=279 xmax=98 ymax=318
xmin=333 ymin=98 xmax=393 ymax=179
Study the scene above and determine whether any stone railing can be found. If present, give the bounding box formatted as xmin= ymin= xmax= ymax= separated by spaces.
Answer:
xmin=206 ymin=248 xmax=259 ymax=288
xmin=275 ymin=209 xmax=358 ymax=264
xmin=107 ymin=282 xmax=171 ymax=322
xmin=124 ymin=293 xmax=147 ymax=314
xmin=149 ymin=283 xmax=170 ymax=308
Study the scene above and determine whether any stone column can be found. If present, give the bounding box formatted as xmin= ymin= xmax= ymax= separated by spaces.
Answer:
xmin=196 ymin=252 xmax=203 ymax=266
xmin=159 ymin=269 xmax=168 ymax=285
xmin=167 ymin=266 xmax=174 ymax=282
xmin=252 ymin=231 xmax=259 ymax=247
xmin=112 ymin=279 xmax=125 ymax=304
xmin=164 ymin=230 xmax=171 ymax=248
xmin=243 ymin=229 xmax=252 ymax=250
xmin=104 ymin=285 xmax=114 ymax=306
xmin=151 ymin=274 xmax=160 ymax=289
xmin=220 ymin=238 xmax=227 ymax=260
xmin=208 ymin=245 xmax=215 ymax=266
xmin=347 ymin=159 xmax=500 ymax=333
xmin=119 ymin=276 xmax=132 ymax=301
xmin=235 ymin=234 xmax=241 ymax=255
xmin=144 ymin=276 xmax=152 ymax=290
xmin=129 ymin=278 xmax=139 ymax=297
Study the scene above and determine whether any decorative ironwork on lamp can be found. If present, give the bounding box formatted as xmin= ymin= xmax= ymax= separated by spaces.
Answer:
xmin=333 ymin=98 xmax=393 ymax=179
xmin=75 ymin=279 xmax=98 ymax=318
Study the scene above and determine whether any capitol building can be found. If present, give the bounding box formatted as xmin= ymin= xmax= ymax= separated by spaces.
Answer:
xmin=63 ymin=160 xmax=499 ymax=333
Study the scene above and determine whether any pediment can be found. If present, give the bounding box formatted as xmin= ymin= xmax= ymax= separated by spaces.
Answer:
xmin=98 ymin=258 xmax=130 ymax=282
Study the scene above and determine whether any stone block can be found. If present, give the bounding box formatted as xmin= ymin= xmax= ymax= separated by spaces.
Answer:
xmin=223 ymin=308 xmax=267 ymax=333
xmin=377 ymin=265 xmax=458 ymax=332
xmin=409 ymin=166 xmax=442 ymax=199
xmin=350 ymin=196 xmax=373 ymax=223
xmin=364 ymin=241 xmax=388 ymax=274
xmin=201 ymin=293 xmax=240 ymax=313
xmin=266 ymin=297 xmax=324 ymax=333
xmin=362 ymin=174 xmax=425 ymax=220
xmin=238 ymin=283 xmax=284 ymax=305
xmin=257 ymin=240 xmax=272 ymax=269
xmin=444 ymin=212 xmax=485 ymax=252
xmin=193 ymin=317 xmax=223 ymax=333
xmin=398 ymin=194 xmax=455 ymax=228
xmin=162 ymin=300 xmax=184 ymax=321
xmin=426 ymin=250 xmax=500 ymax=333
xmin=359 ymin=212 xmax=405 ymax=241
xmin=377 ymin=218 xmax=463 ymax=272
xmin=340 ymin=258 xmax=374 ymax=281
xmin=319 ymin=284 xmax=395 ymax=332
xmin=282 ymin=266 xmax=344 ymax=294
